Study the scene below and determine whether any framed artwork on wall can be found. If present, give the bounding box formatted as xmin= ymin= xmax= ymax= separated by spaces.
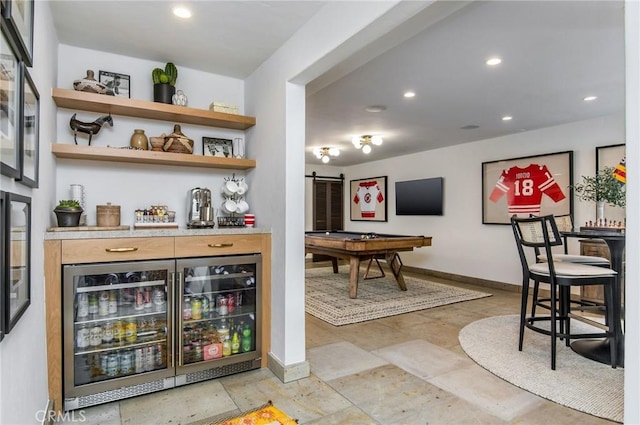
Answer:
xmin=1 ymin=191 xmax=31 ymax=334
xmin=17 ymin=63 xmax=38 ymax=187
xmin=482 ymin=151 xmax=573 ymax=224
xmin=2 ymin=0 xmax=33 ymax=66
xmin=0 ymin=21 xmax=21 ymax=179
xmin=595 ymin=143 xmax=626 ymax=222
xmin=350 ymin=176 xmax=387 ymax=222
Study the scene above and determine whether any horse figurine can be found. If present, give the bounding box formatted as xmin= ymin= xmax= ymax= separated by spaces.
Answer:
xmin=69 ymin=113 xmax=113 ymax=145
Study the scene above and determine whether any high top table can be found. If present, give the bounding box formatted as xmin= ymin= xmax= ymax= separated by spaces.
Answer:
xmin=561 ymin=228 xmax=625 ymax=367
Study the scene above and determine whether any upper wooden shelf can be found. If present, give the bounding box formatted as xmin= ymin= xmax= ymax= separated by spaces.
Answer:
xmin=51 ymin=143 xmax=256 ymax=170
xmin=52 ymin=88 xmax=256 ymax=130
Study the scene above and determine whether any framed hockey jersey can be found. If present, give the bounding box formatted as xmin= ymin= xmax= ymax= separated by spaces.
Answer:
xmin=350 ymin=176 xmax=387 ymax=222
xmin=482 ymin=151 xmax=573 ymax=224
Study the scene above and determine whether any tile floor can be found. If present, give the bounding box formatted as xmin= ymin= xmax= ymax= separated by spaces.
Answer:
xmin=62 ymin=267 xmax=616 ymax=425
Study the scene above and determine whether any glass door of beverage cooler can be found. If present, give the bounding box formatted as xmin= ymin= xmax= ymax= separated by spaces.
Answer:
xmin=63 ymin=260 xmax=175 ymax=402
xmin=176 ymin=254 xmax=261 ymax=375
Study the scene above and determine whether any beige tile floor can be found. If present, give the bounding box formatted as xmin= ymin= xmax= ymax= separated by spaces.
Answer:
xmin=61 ymin=267 xmax=616 ymax=425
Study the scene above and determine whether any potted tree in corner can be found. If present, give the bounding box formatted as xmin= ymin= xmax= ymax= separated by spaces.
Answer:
xmin=572 ymin=166 xmax=626 ymax=222
xmin=54 ymin=200 xmax=83 ymax=227
xmin=152 ymin=62 xmax=178 ymax=104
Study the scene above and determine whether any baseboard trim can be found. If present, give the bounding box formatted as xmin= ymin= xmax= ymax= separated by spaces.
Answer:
xmin=402 ymin=266 xmax=522 ymax=293
xmin=267 ymin=353 xmax=310 ymax=383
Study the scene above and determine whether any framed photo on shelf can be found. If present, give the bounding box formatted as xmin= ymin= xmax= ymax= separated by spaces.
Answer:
xmin=0 ymin=21 xmax=21 ymax=179
xmin=482 ymin=151 xmax=573 ymax=225
xmin=1 ymin=191 xmax=31 ymax=334
xmin=2 ymin=0 xmax=33 ymax=66
xmin=350 ymin=176 xmax=387 ymax=222
xmin=18 ymin=63 xmax=38 ymax=187
xmin=203 ymin=137 xmax=233 ymax=158
xmin=98 ymin=70 xmax=130 ymax=98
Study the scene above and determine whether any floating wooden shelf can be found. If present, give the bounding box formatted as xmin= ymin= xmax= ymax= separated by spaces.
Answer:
xmin=52 ymin=88 xmax=256 ymax=130
xmin=51 ymin=143 xmax=256 ymax=170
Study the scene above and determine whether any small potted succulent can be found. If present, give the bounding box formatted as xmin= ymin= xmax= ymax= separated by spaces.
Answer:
xmin=54 ymin=200 xmax=83 ymax=227
xmin=152 ymin=62 xmax=178 ymax=104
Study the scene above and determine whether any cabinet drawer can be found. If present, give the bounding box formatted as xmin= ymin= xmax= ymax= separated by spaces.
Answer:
xmin=62 ymin=237 xmax=174 ymax=264
xmin=175 ymin=234 xmax=262 ymax=257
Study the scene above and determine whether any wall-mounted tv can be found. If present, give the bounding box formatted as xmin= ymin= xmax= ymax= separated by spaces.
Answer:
xmin=395 ymin=177 xmax=444 ymax=216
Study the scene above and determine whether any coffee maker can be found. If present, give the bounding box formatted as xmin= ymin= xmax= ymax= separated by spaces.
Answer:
xmin=187 ymin=187 xmax=215 ymax=228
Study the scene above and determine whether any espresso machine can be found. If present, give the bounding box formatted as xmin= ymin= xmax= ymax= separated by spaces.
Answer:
xmin=187 ymin=187 xmax=215 ymax=228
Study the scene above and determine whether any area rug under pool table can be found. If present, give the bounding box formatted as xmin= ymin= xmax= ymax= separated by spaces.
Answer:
xmin=305 ymin=265 xmax=491 ymax=326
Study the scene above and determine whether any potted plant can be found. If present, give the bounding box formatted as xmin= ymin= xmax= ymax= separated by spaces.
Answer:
xmin=54 ymin=200 xmax=84 ymax=227
xmin=572 ymin=166 xmax=626 ymax=220
xmin=152 ymin=62 xmax=178 ymax=104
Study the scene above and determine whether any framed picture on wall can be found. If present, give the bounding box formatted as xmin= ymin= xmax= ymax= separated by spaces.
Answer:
xmin=98 ymin=70 xmax=130 ymax=98
xmin=2 ymin=0 xmax=34 ymax=66
xmin=350 ymin=176 xmax=387 ymax=222
xmin=596 ymin=143 xmax=626 ymax=222
xmin=17 ymin=63 xmax=39 ymax=187
xmin=482 ymin=151 xmax=573 ymax=224
xmin=1 ymin=191 xmax=31 ymax=334
xmin=0 ymin=21 xmax=21 ymax=179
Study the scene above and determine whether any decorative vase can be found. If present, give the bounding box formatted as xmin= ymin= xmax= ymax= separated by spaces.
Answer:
xmin=153 ymin=83 xmax=175 ymax=104
xmin=596 ymin=200 xmax=605 ymax=223
xmin=54 ymin=207 xmax=84 ymax=227
xmin=130 ymin=129 xmax=149 ymax=150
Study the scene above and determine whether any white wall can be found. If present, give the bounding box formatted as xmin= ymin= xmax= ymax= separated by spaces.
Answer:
xmin=55 ymin=46 xmax=247 ymax=227
xmin=336 ymin=114 xmax=624 ymax=285
xmin=0 ymin=2 xmax=58 ymax=424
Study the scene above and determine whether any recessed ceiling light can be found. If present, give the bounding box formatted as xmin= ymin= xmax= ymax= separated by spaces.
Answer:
xmin=486 ymin=57 xmax=502 ymax=66
xmin=403 ymin=91 xmax=416 ymax=98
xmin=365 ymin=105 xmax=387 ymax=113
xmin=502 ymin=116 xmax=513 ymax=121
xmin=173 ymin=6 xmax=192 ymax=19
xmin=583 ymin=96 xmax=598 ymax=101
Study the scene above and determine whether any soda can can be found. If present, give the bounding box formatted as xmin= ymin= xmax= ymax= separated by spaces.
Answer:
xmin=102 ymin=321 xmax=114 ymax=344
xmin=155 ymin=344 xmax=164 ymax=367
xmin=120 ymin=350 xmax=134 ymax=374
xmin=227 ymin=293 xmax=235 ymax=313
xmin=217 ymin=295 xmax=228 ymax=316
xmin=134 ymin=348 xmax=144 ymax=373
xmin=89 ymin=325 xmax=102 ymax=347
xmin=76 ymin=324 xmax=90 ymax=349
xmin=106 ymin=353 xmax=119 ymax=377
xmin=144 ymin=346 xmax=154 ymax=371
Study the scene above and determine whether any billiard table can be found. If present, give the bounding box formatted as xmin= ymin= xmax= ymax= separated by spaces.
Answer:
xmin=305 ymin=231 xmax=432 ymax=298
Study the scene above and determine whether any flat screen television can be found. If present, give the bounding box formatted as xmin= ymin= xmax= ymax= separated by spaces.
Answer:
xmin=395 ymin=177 xmax=444 ymax=216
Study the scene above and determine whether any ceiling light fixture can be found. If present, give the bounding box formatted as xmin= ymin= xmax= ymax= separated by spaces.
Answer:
xmin=486 ymin=57 xmax=502 ymax=66
xmin=312 ymin=147 xmax=340 ymax=163
xmin=352 ymin=135 xmax=383 ymax=154
xmin=173 ymin=6 xmax=192 ymax=19
xmin=365 ymin=105 xmax=387 ymax=113
xmin=502 ymin=116 xmax=513 ymax=121
xmin=403 ymin=91 xmax=416 ymax=98
xmin=583 ymin=95 xmax=598 ymax=101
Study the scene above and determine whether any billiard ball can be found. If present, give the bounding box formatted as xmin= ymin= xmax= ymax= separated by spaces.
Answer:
xmin=325 ymin=231 xmax=330 ymax=235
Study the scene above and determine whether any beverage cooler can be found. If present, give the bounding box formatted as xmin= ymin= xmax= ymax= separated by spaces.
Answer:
xmin=63 ymin=254 xmax=262 ymax=411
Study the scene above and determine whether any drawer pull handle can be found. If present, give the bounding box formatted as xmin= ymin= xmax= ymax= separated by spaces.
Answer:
xmin=105 ymin=247 xmax=139 ymax=253
xmin=209 ymin=243 xmax=234 ymax=248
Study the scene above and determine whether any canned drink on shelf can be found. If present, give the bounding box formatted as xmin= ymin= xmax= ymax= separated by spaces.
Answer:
xmin=134 ymin=348 xmax=144 ymax=373
xmin=100 ymin=352 xmax=109 ymax=376
xmin=102 ymin=321 xmax=114 ymax=344
xmin=120 ymin=350 xmax=134 ymax=374
xmin=106 ymin=353 xmax=119 ymax=377
xmin=76 ymin=324 xmax=90 ymax=349
xmin=98 ymin=291 xmax=110 ymax=316
xmin=201 ymin=295 xmax=210 ymax=316
xmin=134 ymin=288 xmax=145 ymax=311
xmin=152 ymin=287 xmax=165 ymax=308
xmin=124 ymin=318 xmax=137 ymax=343
xmin=183 ymin=296 xmax=192 ymax=320
xmin=144 ymin=346 xmax=154 ymax=371
xmin=143 ymin=287 xmax=152 ymax=309
xmin=89 ymin=325 xmax=102 ymax=347
xmin=191 ymin=297 xmax=202 ymax=320
xmin=217 ymin=295 xmax=228 ymax=316
xmin=227 ymin=293 xmax=235 ymax=313
xmin=77 ymin=293 xmax=89 ymax=318
xmin=155 ymin=344 xmax=165 ymax=367
xmin=113 ymin=320 xmax=124 ymax=342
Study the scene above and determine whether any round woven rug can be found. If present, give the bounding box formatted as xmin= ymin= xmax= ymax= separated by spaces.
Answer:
xmin=459 ymin=315 xmax=623 ymax=423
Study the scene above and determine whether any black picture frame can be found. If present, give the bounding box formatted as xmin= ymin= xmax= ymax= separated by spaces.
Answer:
xmin=17 ymin=62 xmax=38 ymax=187
xmin=1 ymin=191 xmax=31 ymax=333
xmin=98 ymin=70 xmax=130 ymax=98
xmin=0 ymin=20 xmax=21 ymax=179
xmin=350 ymin=176 xmax=388 ymax=222
xmin=203 ymin=137 xmax=233 ymax=158
xmin=2 ymin=0 xmax=33 ymax=67
xmin=482 ymin=151 xmax=574 ymax=224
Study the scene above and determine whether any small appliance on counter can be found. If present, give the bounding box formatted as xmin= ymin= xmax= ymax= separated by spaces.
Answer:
xmin=187 ymin=187 xmax=215 ymax=228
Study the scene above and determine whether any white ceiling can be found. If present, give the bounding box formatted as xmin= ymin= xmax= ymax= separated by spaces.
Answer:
xmin=49 ymin=1 xmax=625 ymax=167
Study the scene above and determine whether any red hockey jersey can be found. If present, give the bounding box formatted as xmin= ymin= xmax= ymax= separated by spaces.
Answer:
xmin=489 ymin=164 xmax=566 ymax=214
